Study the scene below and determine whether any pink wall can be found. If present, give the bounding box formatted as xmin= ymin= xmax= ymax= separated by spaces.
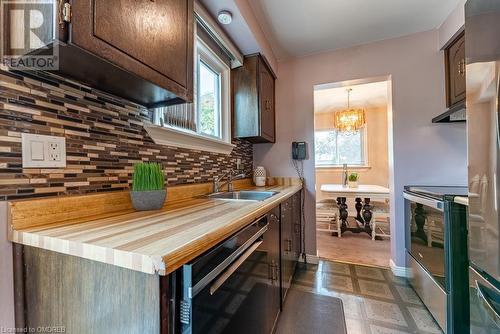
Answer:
xmin=254 ymin=29 xmax=467 ymax=266
xmin=438 ymin=0 xmax=466 ymax=49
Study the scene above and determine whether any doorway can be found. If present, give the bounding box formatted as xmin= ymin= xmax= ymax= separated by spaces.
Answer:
xmin=313 ymin=79 xmax=392 ymax=268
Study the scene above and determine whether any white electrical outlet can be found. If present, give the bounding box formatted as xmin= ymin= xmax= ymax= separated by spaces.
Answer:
xmin=22 ymin=133 xmax=66 ymax=168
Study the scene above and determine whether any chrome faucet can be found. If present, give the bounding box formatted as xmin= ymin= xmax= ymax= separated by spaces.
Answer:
xmin=342 ymin=163 xmax=348 ymax=188
xmin=213 ymin=169 xmax=246 ymax=193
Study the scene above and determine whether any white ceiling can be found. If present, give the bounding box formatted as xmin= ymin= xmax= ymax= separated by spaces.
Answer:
xmin=314 ymin=81 xmax=389 ymax=113
xmin=249 ymin=0 xmax=461 ymax=60
xmin=200 ymin=0 xmax=260 ymax=55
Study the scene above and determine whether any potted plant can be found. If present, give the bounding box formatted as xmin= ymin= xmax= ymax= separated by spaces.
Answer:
xmin=348 ymin=172 xmax=359 ymax=188
xmin=130 ymin=162 xmax=166 ymax=211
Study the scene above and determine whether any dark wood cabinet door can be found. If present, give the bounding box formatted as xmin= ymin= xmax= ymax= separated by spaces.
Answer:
xmin=280 ymin=198 xmax=294 ymax=302
xmin=266 ymin=207 xmax=282 ymax=331
xmin=291 ymin=192 xmax=301 ymax=263
xmin=232 ymin=54 xmax=276 ymax=143
xmin=70 ymin=0 xmax=193 ymax=101
xmin=446 ymin=33 xmax=466 ymax=107
xmin=259 ymin=58 xmax=276 ymax=142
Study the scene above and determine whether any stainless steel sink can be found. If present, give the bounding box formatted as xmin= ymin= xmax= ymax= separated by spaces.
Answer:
xmin=207 ymin=190 xmax=279 ymax=201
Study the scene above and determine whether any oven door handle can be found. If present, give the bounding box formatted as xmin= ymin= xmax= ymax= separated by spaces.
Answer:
xmin=190 ymin=223 xmax=268 ymax=298
xmin=209 ymin=240 xmax=263 ymax=296
xmin=403 ymin=192 xmax=444 ymax=211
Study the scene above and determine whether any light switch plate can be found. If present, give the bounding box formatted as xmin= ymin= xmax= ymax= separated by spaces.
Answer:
xmin=22 ymin=133 xmax=66 ymax=168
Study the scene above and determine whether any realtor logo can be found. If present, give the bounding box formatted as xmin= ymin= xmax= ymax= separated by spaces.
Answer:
xmin=0 ymin=0 xmax=58 ymax=70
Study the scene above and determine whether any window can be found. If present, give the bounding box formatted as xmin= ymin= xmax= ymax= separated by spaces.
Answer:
xmin=150 ymin=37 xmax=231 ymax=149
xmin=314 ymin=129 xmax=366 ymax=166
xmin=197 ymin=57 xmax=221 ymax=138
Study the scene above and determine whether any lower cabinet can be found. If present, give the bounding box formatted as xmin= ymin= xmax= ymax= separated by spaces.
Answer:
xmin=280 ymin=192 xmax=302 ymax=303
xmin=266 ymin=206 xmax=282 ymax=331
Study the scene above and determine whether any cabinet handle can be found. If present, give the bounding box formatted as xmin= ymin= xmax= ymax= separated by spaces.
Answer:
xmin=294 ymin=223 xmax=300 ymax=234
xmin=286 ymin=239 xmax=292 ymax=252
xmin=458 ymin=59 xmax=466 ymax=76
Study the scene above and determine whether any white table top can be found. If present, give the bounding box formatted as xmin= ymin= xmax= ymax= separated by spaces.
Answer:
xmin=320 ymin=184 xmax=390 ymax=199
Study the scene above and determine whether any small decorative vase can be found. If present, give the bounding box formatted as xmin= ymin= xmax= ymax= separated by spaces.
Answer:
xmin=348 ymin=181 xmax=358 ymax=188
xmin=130 ymin=189 xmax=167 ymax=211
xmin=253 ymin=166 xmax=267 ymax=187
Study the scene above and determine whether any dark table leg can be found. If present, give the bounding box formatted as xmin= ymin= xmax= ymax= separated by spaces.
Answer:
xmin=362 ymin=198 xmax=373 ymax=236
xmin=337 ymin=197 xmax=348 ymax=234
xmin=355 ymin=197 xmax=364 ymax=224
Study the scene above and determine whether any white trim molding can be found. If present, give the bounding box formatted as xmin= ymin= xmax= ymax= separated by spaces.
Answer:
xmin=144 ymin=124 xmax=235 ymax=155
xmin=390 ymin=259 xmax=408 ymax=277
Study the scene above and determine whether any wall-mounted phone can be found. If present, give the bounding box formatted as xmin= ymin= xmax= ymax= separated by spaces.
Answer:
xmin=292 ymin=142 xmax=307 ymax=160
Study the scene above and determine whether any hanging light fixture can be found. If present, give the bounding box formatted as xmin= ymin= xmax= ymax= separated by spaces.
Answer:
xmin=333 ymin=88 xmax=366 ymax=133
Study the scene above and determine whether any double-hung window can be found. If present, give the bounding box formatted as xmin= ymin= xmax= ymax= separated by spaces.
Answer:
xmin=148 ymin=21 xmax=234 ymax=154
xmin=314 ymin=129 xmax=367 ymax=167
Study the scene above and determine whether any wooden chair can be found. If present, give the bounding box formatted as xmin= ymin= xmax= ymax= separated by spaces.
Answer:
xmin=316 ymin=199 xmax=341 ymax=237
xmin=370 ymin=199 xmax=390 ymax=240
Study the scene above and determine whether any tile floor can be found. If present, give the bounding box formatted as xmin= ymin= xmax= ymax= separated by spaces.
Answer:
xmin=291 ymin=260 xmax=443 ymax=334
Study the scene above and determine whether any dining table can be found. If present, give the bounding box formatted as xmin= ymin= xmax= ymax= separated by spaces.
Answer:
xmin=320 ymin=184 xmax=390 ymax=239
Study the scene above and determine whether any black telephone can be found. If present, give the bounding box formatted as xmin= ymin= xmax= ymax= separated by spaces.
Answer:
xmin=292 ymin=142 xmax=307 ymax=160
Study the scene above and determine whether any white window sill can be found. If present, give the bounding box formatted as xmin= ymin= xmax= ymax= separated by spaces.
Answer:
xmin=316 ymin=165 xmax=371 ymax=171
xmin=145 ymin=125 xmax=235 ymax=155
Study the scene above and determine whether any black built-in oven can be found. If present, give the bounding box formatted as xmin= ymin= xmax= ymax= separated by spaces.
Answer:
xmin=180 ymin=211 xmax=280 ymax=334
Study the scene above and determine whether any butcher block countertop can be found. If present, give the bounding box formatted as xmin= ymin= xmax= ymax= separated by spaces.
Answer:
xmin=8 ymin=181 xmax=302 ymax=276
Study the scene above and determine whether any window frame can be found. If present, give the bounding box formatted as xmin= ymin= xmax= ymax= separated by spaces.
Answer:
xmin=146 ymin=36 xmax=234 ymax=154
xmin=314 ymin=127 xmax=369 ymax=168
xmin=195 ymin=38 xmax=228 ymax=141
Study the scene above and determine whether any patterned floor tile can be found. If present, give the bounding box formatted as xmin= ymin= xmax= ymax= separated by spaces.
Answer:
xmin=322 ymin=272 xmax=355 ymax=292
xmin=321 ymin=261 xmax=351 ymax=275
xmin=362 ymin=299 xmax=407 ymax=326
xmin=293 ymin=267 xmax=321 ymax=284
xmin=355 ymin=266 xmax=386 ymax=281
xmin=369 ymin=325 xmax=411 ymax=334
xmin=290 ymin=260 xmax=443 ymax=334
xmin=358 ymin=279 xmax=394 ymax=300
xmin=407 ymin=307 xmax=443 ymax=333
xmin=394 ymin=285 xmax=422 ymax=305
xmin=345 ymin=318 xmax=368 ymax=334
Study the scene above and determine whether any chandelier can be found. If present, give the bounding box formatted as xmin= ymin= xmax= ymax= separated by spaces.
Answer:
xmin=333 ymin=88 xmax=366 ymax=133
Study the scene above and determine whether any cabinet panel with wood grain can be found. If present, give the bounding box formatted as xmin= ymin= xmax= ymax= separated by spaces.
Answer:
xmin=445 ymin=32 xmax=466 ymax=108
xmin=233 ymin=54 xmax=276 ymax=143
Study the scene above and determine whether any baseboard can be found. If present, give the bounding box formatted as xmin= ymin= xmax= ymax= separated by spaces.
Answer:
xmin=390 ymin=259 xmax=408 ymax=277
xmin=303 ymin=253 xmax=319 ymax=264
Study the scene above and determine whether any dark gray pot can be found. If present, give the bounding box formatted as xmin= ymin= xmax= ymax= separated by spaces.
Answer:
xmin=130 ymin=190 xmax=167 ymax=211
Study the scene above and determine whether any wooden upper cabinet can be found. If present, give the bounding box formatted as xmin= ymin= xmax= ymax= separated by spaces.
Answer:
xmin=445 ymin=32 xmax=466 ymax=108
xmin=233 ymin=54 xmax=276 ymax=143
xmin=70 ymin=0 xmax=193 ymax=103
xmin=3 ymin=0 xmax=194 ymax=107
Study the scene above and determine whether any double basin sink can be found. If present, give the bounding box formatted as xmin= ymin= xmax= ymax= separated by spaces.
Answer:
xmin=208 ymin=190 xmax=279 ymax=201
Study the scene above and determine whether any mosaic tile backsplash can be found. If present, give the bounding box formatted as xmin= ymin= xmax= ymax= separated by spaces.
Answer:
xmin=0 ymin=69 xmax=253 ymax=200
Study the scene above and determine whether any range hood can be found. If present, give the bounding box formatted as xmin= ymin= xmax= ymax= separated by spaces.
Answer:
xmin=432 ymin=102 xmax=466 ymax=123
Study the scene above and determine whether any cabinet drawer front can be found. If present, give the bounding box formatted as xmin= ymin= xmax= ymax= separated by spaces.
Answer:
xmin=71 ymin=0 xmax=193 ymax=99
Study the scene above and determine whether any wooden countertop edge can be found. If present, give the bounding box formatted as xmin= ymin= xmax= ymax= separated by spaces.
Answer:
xmin=162 ymin=185 xmax=302 ymax=274
xmin=11 ymin=185 xmax=303 ymax=276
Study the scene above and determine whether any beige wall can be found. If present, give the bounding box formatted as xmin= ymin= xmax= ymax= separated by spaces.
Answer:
xmin=315 ymin=106 xmax=389 ymax=202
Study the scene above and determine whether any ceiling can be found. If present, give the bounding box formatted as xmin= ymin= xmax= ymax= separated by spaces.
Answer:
xmin=248 ymin=0 xmax=461 ymax=60
xmin=314 ymin=81 xmax=389 ymax=113
xmin=200 ymin=0 xmax=260 ymax=55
